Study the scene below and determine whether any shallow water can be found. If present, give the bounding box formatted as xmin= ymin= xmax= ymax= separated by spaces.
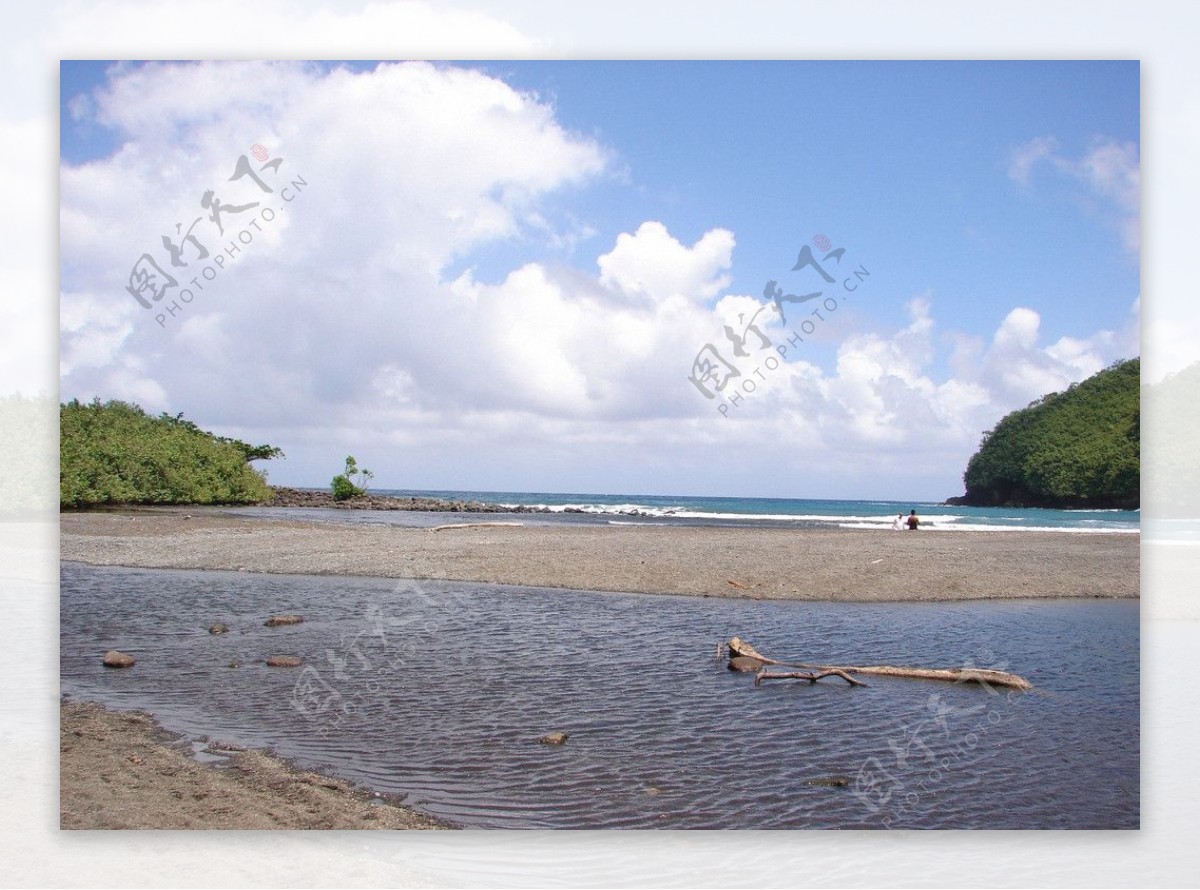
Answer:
xmin=60 ymin=562 xmax=1138 ymax=829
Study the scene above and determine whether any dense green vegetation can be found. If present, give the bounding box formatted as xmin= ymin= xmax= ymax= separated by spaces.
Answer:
xmin=60 ymin=399 xmax=282 ymax=508
xmin=955 ymin=359 xmax=1139 ymax=509
xmin=330 ymin=454 xmax=373 ymax=501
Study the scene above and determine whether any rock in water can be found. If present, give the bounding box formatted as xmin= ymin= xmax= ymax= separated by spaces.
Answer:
xmin=266 ymin=655 xmax=302 ymax=667
xmin=539 ymin=732 xmax=569 ymax=745
xmin=807 ymin=776 xmax=851 ymax=787
xmin=208 ymin=623 xmax=229 ymax=634
xmin=102 ymin=650 xmax=136 ymax=668
xmin=265 ymin=615 xmax=304 ymax=627
xmin=727 ymin=656 xmax=765 ymax=673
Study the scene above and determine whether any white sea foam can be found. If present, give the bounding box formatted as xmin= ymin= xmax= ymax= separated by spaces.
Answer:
xmin=839 ymin=521 xmax=1139 ymax=534
xmin=498 ymin=501 xmax=1138 ymax=533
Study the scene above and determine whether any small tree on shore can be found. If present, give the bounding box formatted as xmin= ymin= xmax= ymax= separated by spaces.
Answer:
xmin=331 ymin=454 xmax=373 ymax=501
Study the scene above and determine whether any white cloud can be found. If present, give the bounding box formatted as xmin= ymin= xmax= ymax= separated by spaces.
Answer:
xmin=59 ymin=60 xmax=1139 ymax=499
xmin=992 ymin=306 xmax=1040 ymax=351
xmin=1008 ymin=135 xmax=1140 ymax=252
xmin=448 ymin=224 xmax=731 ymax=420
xmin=598 ymin=221 xmax=734 ymax=307
xmin=59 ymin=292 xmax=136 ymax=377
xmin=1007 ymin=135 xmax=1059 ymax=186
xmin=699 ymin=295 xmax=1133 ymax=492
xmin=60 ymin=61 xmax=615 ymax=422
xmin=1077 ymin=139 xmax=1140 ymax=210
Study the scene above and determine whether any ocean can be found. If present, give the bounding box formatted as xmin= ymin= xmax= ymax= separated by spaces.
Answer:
xmin=281 ymin=489 xmax=1141 ymax=534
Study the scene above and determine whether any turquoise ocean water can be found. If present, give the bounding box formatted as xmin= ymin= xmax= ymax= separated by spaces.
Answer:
xmin=369 ymin=489 xmax=1140 ymax=533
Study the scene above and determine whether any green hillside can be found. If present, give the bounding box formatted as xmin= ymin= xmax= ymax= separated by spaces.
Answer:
xmin=60 ymin=399 xmax=282 ymax=508
xmin=952 ymin=359 xmax=1139 ymax=509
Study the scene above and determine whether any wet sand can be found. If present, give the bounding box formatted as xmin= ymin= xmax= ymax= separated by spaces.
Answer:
xmin=61 ymin=506 xmax=1139 ymax=601
xmin=60 ymin=700 xmax=451 ymax=830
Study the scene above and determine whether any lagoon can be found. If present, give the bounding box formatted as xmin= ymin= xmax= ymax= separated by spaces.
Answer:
xmin=60 ymin=561 xmax=1138 ymax=829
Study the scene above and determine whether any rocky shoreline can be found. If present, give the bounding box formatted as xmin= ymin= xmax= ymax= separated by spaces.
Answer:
xmin=264 ymin=486 xmax=541 ymax=513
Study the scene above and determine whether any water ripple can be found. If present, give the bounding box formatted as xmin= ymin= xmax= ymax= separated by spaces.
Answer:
xmin=60 ymin=562 xmax=1138 ymax=829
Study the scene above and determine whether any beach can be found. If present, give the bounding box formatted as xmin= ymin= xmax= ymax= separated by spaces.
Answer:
xmin=60 ymin=700 xmax=451 ymax=829
xmin=61 ymin=506 xmax=1139 ymax=601
xmin=60 ymin=506 xmax=1138 ymax=830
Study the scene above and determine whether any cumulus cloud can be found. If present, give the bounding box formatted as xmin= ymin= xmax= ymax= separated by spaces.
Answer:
xmin=702 ymin=295 xmax=1133 ymax=474
xmin=447 ymin=222 xmax=730 ymax=420
xmin=61 ymin=61 xmax=613 ymax=419
xmin=59 ymin=292 xmax=136 ymax=377
xmin=61 ymin=61 xmax=752 ymax=451
xmin=59 ymin=61 xmax=1138 ymax=497
xmin=598 ymin=221 xmax=734 ymax=307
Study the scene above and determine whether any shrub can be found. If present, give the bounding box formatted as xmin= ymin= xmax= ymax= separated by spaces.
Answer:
xmin=330 ymin=455 xmax=373 ymax=500
xmin=330 ymin=474 xmax=359 ymax=501
xmin=60 ymin=399 xmax=282 ymax=508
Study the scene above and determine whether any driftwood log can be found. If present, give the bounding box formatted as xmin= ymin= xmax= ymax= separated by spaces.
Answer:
xmin=729 ymin=637 xmax=1032 ymax=691
xmin=429 ymin=522 xmax=525 ymax=532
xmin=754 ymin=669 xmax=867 ymax=687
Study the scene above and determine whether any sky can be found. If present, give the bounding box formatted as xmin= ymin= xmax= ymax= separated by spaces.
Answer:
xmin=57 ymin=58 xmax=1141 ymax=500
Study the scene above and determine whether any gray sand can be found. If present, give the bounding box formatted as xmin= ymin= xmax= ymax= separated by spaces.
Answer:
xmin=60 ymin=701 xmax=449 ymax=830
xmin=60 ymin=507 xmax=1138 ymax=601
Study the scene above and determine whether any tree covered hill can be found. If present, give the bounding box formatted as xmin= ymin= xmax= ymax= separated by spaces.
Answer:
xmin=60 ymin=399 xmax=283 ymax=508
xmin=950 ymin=358 xmax=1139 ymax=510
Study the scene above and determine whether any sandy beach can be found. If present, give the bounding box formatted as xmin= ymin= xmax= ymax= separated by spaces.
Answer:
xmin=60 ymin=505 xmax=1138 ymax=829
xmin=60 ymin=700 xmax=451 ymax=829
xmin=61 ymin=506 xmax=1139 ymax=601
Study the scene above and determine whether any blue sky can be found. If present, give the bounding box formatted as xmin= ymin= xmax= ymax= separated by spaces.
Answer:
xmin=59 ymin=59 xmax=1139 ymax=499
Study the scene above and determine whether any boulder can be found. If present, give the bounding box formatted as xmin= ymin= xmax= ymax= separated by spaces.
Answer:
xmin=539 ymin=731 xmax=569 ymax=745
xmin=208 ymin=623 xmax=229 ymax=634
xmin=264 ymin=615 xmax=304 ymax=627
xmin=266 ymin=655 xmax=302 ymax=667
xmin=727 ymin=656 xmax=764 ymax=673
xmin=102 ymin=650 xmax=136 ymax=668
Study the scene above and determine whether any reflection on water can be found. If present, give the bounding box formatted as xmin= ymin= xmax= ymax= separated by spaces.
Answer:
xmin=60 ymin=562 xmax=1138 ymax=829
